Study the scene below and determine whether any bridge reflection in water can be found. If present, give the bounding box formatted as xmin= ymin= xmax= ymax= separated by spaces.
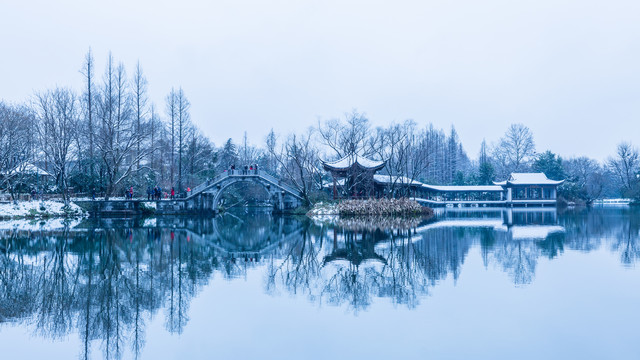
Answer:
xmin=0 ymin=207 xmax=639 ymax=359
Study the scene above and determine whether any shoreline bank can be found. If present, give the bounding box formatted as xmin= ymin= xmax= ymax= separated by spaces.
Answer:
xmin=0 ymin=200 xmax=86 ymax=220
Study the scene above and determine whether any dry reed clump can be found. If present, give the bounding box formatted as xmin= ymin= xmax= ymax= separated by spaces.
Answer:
xmin=335 ymin=216 xmax=424 ymax=231
xmin=337 ymin=198 xmax=433 ymax=216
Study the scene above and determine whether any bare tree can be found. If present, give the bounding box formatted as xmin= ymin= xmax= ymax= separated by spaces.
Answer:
xmin=268 ymin=129 xmax=322 ymax=204
xmin=564 ymin=157 xmax=606 ymax=201
xmin=368 ymin=123 xmax=405 ymax=195
xmin=80 ymin=48 xmax=97 ymax=188
xmin=95 ymin=54 xmax=146 ymax=199
xmin=132 ymin=61 xmax=148 ymax=175
xmin=368 ymin=120 xmax=429 ymax=196
xmin=0 ymin=102 xmax=36 ymax=201
xmin=607 ymin=142 xmax=640 ymax=197
xmin=165 ymin=88 xmax=178 ymax=187
xmin=184 ymin=126 xmax=215 ymax=186
xmin=493 ymin=123 xmax=536 ymax=175
xmin=264 ymin=129 xmax=278 ymax=174
xmin=34 ymin=88 xmax=79 ymax=203
xmin=317 ymin=110 xmax=371 ymax=158
xmin=176 ymin=88 xmax=191 ymax=192
xmin=238 ymin=131 xmax=260 ymax=169
xmin=147 ymin=105 xmax=162 ymax=180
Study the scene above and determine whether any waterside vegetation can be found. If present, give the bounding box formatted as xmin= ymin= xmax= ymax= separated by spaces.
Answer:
xmin=307 ymin=198 xmax=433 ymax=218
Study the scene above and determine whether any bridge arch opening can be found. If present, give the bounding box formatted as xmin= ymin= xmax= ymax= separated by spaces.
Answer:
xmin=216 ymin=181 xmax=274 ymax=209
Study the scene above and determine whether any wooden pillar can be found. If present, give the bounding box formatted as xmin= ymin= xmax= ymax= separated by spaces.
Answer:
xmin=332 ymin=174 xmax=337 ymax=200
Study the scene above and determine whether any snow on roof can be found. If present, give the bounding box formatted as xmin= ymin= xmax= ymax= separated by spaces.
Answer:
xmin=493 ymin=173 xmax=564 ymax=186
xmin=321 ymin=154 xmax=385 ymax=171
xmin=422 ymin=184 xmax=505 ymax=192
xmin=373 ymin=174 xmax=424 ymax=186
xmin=1 ymin=163 xmax=52 ymax=177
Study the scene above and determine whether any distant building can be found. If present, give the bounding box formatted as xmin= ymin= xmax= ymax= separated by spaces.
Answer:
xmin=418 ymin=172 xmax=564 ymax=207
xmin=493 ymin=173 xmax=564 ymax=204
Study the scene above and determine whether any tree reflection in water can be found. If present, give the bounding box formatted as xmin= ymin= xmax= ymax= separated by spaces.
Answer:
xmin=0 ymin=207 xmax=638 ymax=359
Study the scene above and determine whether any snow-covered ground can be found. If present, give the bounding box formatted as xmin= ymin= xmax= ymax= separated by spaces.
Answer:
xmin=306 ymin=202 xmax=339 ymax=216
xmin=306 ymin=202 xmax=340 ymax=225
xmin=141 ymin=201 xmax=157 ymax=209
xmin=0 ymin=217 xmax=83 ymax=231
xmin=0 ymin=200 xmax=86 ymax=219
xmin=71 ymin=196 xmax=130 ymax=201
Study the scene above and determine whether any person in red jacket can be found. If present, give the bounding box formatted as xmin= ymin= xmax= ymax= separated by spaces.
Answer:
xmin=171 ymin=187 xmax=175 ymax=199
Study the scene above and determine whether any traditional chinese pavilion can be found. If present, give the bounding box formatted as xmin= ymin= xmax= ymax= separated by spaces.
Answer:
xmin=321 ymin=154 xmax=386 ymax=199
xmin=493 ymin=172 xmax=564 ymax=204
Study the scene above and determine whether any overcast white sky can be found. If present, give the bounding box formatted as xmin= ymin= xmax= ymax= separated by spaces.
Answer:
xmin=1 ymin=0 xmax=639 ymax=161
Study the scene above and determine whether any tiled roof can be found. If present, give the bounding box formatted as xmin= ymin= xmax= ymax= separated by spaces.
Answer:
xmin=493 ymin=173 xmax=564 ymax=186
xmin=322 ymin=154 xmax=386 ymax=171
xmin=373 ymin=174 xmax=424 ymax=186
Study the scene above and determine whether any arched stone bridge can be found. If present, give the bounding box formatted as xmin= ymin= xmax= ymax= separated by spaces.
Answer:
xmin=184 ymin=170 xmax=304 ymax=213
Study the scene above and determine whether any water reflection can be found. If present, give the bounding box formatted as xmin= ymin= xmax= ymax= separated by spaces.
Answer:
xmin=0 ymin=207 xmax=638 ymax=359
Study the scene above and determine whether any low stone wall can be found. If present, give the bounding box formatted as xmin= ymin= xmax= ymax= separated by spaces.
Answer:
xmin=75 ymin=200 xmax=214 ymax=216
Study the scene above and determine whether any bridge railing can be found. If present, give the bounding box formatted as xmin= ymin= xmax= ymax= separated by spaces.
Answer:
xmin=254 ymin=171 xmax=303 ymax=199
xmin=188 ymin=170 xmax=303 ymax=200
xmin=189 ymin=172 xmax=231 ymax=196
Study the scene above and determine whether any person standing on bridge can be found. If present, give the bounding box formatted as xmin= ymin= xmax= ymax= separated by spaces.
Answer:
xmin=254 ymin=164 xmax=259 ymax=174
xmin=243 ymin=165 xmax=248 ymax=175
xmin=129 ymin=187 xmax=134 ymax=200
xmin=171 ymin=187 xmax=175 ymax=199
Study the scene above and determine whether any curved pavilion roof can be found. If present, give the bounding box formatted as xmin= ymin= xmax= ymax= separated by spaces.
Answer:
xmin=321 ymin=154 xmax=386 ymax=172
xmin=493 ymin=172 xmax=564 ymax=186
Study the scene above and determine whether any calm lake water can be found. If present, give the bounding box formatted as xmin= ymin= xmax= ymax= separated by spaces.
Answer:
xmin=1 ymin=207 xmax=639 ymax=359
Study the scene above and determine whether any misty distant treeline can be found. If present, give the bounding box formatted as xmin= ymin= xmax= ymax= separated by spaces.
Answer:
xmin=1 ymin=50 xmax=639 ymax=203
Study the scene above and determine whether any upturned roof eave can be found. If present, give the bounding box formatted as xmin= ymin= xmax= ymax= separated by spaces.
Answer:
xmin=321 ymin=155 xmax=386 ymax=171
